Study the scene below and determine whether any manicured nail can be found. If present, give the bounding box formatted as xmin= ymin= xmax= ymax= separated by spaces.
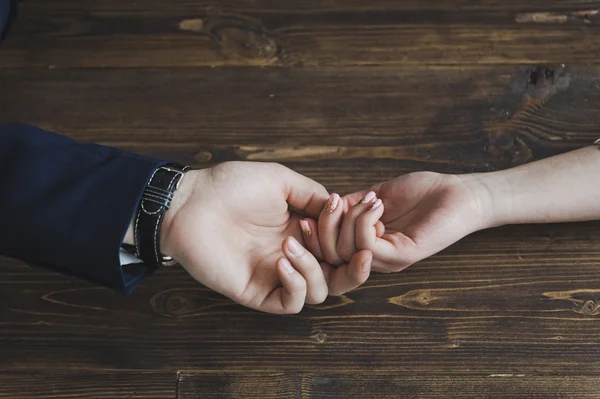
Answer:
xmin=280 ymin=258 xmax=295 ymax=274
xmin=300 ymin=220 xmax=311 ymax=236
xmin=326 ymin=193 xmax=340 ymax=213
xmin=359 ymin=191 xmax=376 ymax=205
xmin=287 ymin=236 xmax=305 ymax=256
xmin=370 ymin=199 xmax=382 ymax=210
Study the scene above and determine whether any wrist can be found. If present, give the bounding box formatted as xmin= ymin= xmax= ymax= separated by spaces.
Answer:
xmin=457 ymin=171 xmax=513 ymax=230
xmin=159 ymin=169 xmax=199 ymax=258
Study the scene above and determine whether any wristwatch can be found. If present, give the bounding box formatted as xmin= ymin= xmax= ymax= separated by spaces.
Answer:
xmin=134 ymin=163 xmax=189 ymax=267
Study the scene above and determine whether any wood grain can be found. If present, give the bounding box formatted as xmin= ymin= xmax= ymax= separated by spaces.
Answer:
xmin=2 ymin=0 xmax=600 ymax=67
xmin=0 ymin=370 xmax=176 ymax=399
xmin=2 ymin=65 xmax=599 ymax=192
xmin=3 ymin=220 xmax=600 ymax=373
xmin=3 ymin=0 xmax=600 ymax=397
xmin=177 ymin=372 xmax=600 ymax=398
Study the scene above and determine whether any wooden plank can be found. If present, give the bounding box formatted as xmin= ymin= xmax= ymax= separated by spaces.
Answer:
xmin=3 ymin=217 xmax=600 ymax=373
xmin=0 ymin=370 xmax=175 ymax=399
xmin=1 ymin=0 xmax=600 ymax=67
xmin=18 ymin=0 xmax=600 ymax=14
xmin=177 ymin=372 xmax=600 ymax=398
xmin=1 ymin=65 xmax=599 ymax=190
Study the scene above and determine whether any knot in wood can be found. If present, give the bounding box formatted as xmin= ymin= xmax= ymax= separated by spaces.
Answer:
xmin=578 ymin=300 xmax=600 ymax=316
xmin=166 ymin=294 xmax=190 ymax=315
xmin=202 ymin=12 xmax=279 ymax=64
xmin=313 ymin=331 xmax=327 ymax=343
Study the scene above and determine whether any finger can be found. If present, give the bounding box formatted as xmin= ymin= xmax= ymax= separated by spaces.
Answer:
xmin=356 ymin=199 xmax=399 ymax=262
xmin=300 ymin=218 xmax=324 ymax=260
xmin=341 ymin=190 xmax=371 ymax=211
xmin=318 ymin=193 xmax=345 ymax=265
xmin=323 ymin=250 xmax=372 ymax=296
xmin=375 ymin=221 xmax=385 ymax=238
xmin=283 ymin=236 xmax=329 ymax=304
xmin=275 ymin=164 xmax=330 ymax=218
xmin=371 ymin=256 xmax=410 ymax=273
xmin=260 ymin=257 xmax=307 ymax=314
xmin=356 ymin=201 xmax=415 ymax=269
xmin=355 ymin=199 xmax=385 ymax=250
xmin=337 ymin=191 xmax=377 ymax=261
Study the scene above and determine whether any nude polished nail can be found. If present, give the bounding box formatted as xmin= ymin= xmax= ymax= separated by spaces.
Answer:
xmin=326 ymin=193 xmax=340 ymax=213
xmin=359 ymin=191 xmax=376 ymax=204
xmin=300 ymin=220 xmax=311 ymax=236
xmin=370 ymin=199 xmax=382 ymax=210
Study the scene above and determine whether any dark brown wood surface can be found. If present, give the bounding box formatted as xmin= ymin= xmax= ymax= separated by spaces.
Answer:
xmin=2 ymin=0 xmax=600 ymax=398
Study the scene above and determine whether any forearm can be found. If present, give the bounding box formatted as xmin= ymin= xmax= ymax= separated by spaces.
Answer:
xmin=466 ymin=146 xmax=600 ymax=227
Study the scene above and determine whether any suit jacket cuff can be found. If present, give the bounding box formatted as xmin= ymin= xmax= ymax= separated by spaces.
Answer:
xmin=0 ymin=123 xmax=167 ymax=293
xmin=0 ymin=0 xmax=18 ymax=42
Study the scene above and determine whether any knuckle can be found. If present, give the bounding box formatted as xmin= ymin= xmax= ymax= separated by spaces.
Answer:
xmin=323 ymin=252 xmax=338 ymax=266
xmin=345 ymin=206 xmax=361 ymax=219
xmin=314 ymin=290 xmax=328 ymax=304
xmin=392 ymin=263 xmax=411 ymax=273
xmin=315 ymin=182 xmax=327 ymax=196
xmin=350 ymin=267 xmax=368 ymax=284
xmin=336 ymin=243 xmax=352 ymax=262
xmin=269 ymin=161 xmax=285 ymax=171
xmin=287 ymin=302 xmax=304 ymax=314
xmin=355 ymin=215 xmax=370 ymax=231
xmin=233 ymin=292 xmax=253 ymax=308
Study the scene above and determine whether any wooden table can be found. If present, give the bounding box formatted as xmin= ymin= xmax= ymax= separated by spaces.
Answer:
xmin=2 ymin=1 xmax=600 ymax=397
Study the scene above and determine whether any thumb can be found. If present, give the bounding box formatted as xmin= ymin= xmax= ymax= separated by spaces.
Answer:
xmin=275 ymin=164 xmax=330 ymax=218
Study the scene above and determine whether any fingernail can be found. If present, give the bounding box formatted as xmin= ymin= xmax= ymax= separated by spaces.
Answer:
xmin=370 ymin=199 xmax=382 ymax=210
xmin=326 ymin=193 xmax=340 ymax=213
xmin=359 ymin=191 xmax=376 ymax=205
xmin=361 ymin=258 xmax=371 ymax=272
xmin=280 ymin=258 xmax=295 ymax=274
xmin=287 ymin=236 xmax=305 ymax=256
xmin=300 ymin=220 xmax=311 ymax=236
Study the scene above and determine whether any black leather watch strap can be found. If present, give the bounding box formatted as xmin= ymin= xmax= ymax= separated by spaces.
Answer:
xmin=134 ymin=163 xmax=188 ymax=266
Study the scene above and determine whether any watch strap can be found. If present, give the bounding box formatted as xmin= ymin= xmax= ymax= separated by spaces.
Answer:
xmin=134 ymin=163 xmax=188 ymax=266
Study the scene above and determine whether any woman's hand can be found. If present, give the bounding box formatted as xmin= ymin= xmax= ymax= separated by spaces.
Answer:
xmin=343 ymin=172 xmax=489 ymax=272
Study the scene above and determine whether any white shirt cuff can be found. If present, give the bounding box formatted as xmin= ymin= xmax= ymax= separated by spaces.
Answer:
xmin=119 ymin=248 xmax=143 ymax=265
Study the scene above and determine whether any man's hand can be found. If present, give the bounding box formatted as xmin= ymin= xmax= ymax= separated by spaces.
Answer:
xmin=343 ymin=172 xmax=490 ymax=272
xmin=159 ymin=162 xmax=372 ymax=314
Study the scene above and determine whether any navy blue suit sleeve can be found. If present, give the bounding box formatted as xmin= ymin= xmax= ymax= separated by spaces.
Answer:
xmin=0 ymin=0 xmax=17 ymax=42
xmin=0 ymin=123 xmax=167 ymax=293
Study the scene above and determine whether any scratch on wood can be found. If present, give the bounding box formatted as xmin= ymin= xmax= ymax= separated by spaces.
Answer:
xmin=516 ymin=10 xmax=599 ymax=24
xmin=543 ymin=288 xmax=600 ymax=302
xmin=176 ymin=371 xmax=182 ymax=399
xmin=207 ymin=144 xmax=464 ymax=163
xmin=179 ymin=19 xmax=205 ymax=33
xmin=516 ymin=13 xmax=568 ymax=23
